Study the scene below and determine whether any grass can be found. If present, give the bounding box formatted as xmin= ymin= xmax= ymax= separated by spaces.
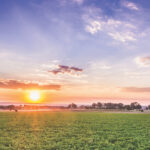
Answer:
xmin=0 ymin=112 xmax=150 ymax=150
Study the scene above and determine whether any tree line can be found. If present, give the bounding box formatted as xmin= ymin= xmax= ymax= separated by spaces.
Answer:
xmin=1 ymin=102 xmax=150 ymax=111
xmin=68 ymin=102 xmax=149 ymax=110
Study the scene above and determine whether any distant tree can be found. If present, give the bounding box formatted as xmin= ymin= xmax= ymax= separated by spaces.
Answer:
xmin=145 ymin=107 xmax=148 ymax=110
xmin=124 ymin=105 xmax=132 ymax=110
xmin=92 ymin=103 xmax=97 ymax=109
xmin=8 ymin=105 xmax=15 ymax=111
xmin=117 ymin=103 xmax=124 ymax=109
xmin=79 ymin=105 xmax=85 ymax=109
xmin=85 ymin=106 xmax=91 ymax=109
xmin=104 ymin=103 xmax=113 ymax=109
xmin=68 ymin=103 xmax=77 ymax=109
xmin=97 ymin=102 xmax=102 ymax=109
xmin=130 ymin=102 xmax=141 ymax=110
xmin=0 ymin=105 xmax=5 ymax=109
xmin=148 ymin=105 xmax=150 ymax=110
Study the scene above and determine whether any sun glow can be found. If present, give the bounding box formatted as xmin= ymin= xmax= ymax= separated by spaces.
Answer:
xmin=29 ymin=90 xmax=41 ymax=102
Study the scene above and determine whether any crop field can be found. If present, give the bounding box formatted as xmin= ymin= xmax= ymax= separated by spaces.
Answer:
xmin=0 ymin=112 xmax=150 ymax=150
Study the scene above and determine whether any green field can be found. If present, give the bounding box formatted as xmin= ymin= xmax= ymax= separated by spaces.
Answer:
xmin=0 ymin=112 xmax=150 ymax=150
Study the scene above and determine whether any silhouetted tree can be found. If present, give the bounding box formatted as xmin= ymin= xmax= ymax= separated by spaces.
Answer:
xmin=148 ymin=105 xmax=150 ymax=110
xmin=8 ymin=105 xmax=15 ymax=111
xmin=97 ymin=102 xmax=102 ymax=109
xmin=124 ymin=105 xmax=132 ymax=110
xmin=117 ymin=103 xmax=124 ymax=109
xmin=130 ymin=102 xmax=141 ymax=110
xmin=104 ymin=103 xmax=115 ymax=109
xmin=79 ymin=105 xmax=86 ymax=109
xmin=68 ymin=103 xmax=77 ymax=109
xmin=92 ymin=103 xmax=97 ymax=109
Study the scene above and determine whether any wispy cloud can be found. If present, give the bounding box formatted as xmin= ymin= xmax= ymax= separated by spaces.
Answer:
xmin=60 ymin=0 xmax=84 ymax=5
xmin=121 ymin=87 xmax=150 ymax=93
xmin=135 ymin=56 xmax=150 ymax=67
xmin=124 ymin=71 xmax=150 ymax=78
xmin=85 ymin=20 xmax=102 ymax=34
xmin=48 ymin=65 xmax=83 ymax=75
xmin=73 ymin=0 xmax=84 ymax=5
xmin=89 ymin=61 xmax=111 ymax=70
xmin=122 ymin=1 xmax=139 ymax=11
xmin=84 ymin=13 xmax=137 ymax=42
xmin=0 ymin=80 xmax=61 ymax=90
xmin=108 ymin=31 xmax=136 ymax=42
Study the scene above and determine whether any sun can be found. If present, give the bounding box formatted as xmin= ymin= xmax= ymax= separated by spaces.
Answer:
xmin=29 ymin=90 xmax=41 ymax=102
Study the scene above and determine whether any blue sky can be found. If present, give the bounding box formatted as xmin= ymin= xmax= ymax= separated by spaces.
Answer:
xmin=1 ymin=0 xmax=150 ymax=105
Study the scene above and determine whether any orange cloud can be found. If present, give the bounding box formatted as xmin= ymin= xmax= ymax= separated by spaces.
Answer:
xmin=121 ymin=87 xmax=150 ymax=93
xmin=135 ymin=56 xmax=150 ymax=67
xmin=0 ymin=80 xmax=61 ymax=90
xmin=48 ymin=65 xmax=83 ymax=75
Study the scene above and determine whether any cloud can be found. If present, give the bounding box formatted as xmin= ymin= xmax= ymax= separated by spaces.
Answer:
xmin=108 ymin=31 xmax=136 ymax=42
xmin=73 ymin=0 xmax=84 ymax=5
xmin=135 ymin=56 xmax=150 ymax=67
xmin=121 ymin=87 xmax=150 ymax=93
xmin=60 ymin=0 xmax=84 ymax=5
xmin=89 ymin=61 xmax=112 ymax=70
xmin=124 ymin=71 xmax=149 ymax=78
xmin=70 ymin=66 xmax=83 ymax=72
xmin=122 ymin=1 xmax=139 ymax=10
xmin=85 ymin=16 xmax=137 ymax=42
xmin=85 ymin=21 xmax=102 ymax=34
xmin=48 ymin=65 xmax=83 ymax=75
xmin=0 ymin=80 xmax=61 ymax=90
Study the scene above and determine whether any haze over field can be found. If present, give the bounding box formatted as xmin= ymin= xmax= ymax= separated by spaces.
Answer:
xmin=1 ymin=0 xmax=150 ymax=105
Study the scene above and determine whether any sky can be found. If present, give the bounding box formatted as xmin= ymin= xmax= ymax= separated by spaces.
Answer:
xmin=1 ymin=0 xmax=150 ymax=105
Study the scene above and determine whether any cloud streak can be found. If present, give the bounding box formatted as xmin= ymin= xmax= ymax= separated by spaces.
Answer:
xmin=122 ymin=1 xmax=139 ymax=11
xmin=73 ymin=0 xmax=84 ymax=5
xmin=121 ymin=87 xmax=150 ymax=93
xmin=48 ymin=65 xmax=83 ymax=75
xmin=135 ymin=56 xmax=150 ymax=67
xmin=0 ymin=80 xmax=61 ymax=90
xmin=85 ymin=16 xmax=137 ymax=42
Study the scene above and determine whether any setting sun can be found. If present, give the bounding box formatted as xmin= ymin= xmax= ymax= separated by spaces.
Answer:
xmin=29 ymin=90 xmax=40 ymax=102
